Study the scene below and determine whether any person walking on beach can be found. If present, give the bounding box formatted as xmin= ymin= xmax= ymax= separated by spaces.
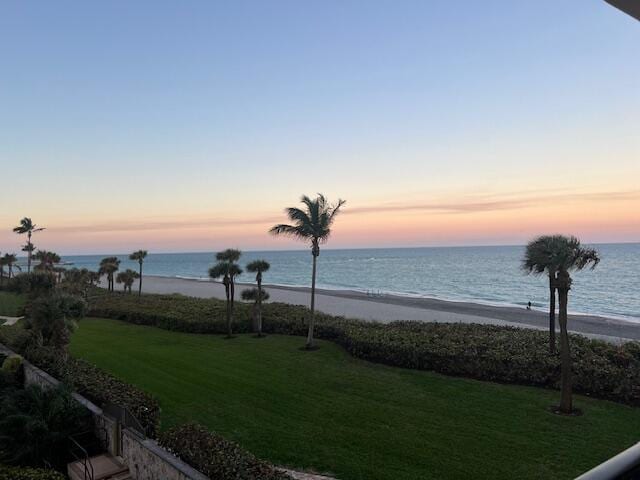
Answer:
xmin=527 ymin=301 xmax=532 ymax=310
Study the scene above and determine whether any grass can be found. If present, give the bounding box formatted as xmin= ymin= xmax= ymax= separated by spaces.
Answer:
xmin=70 ymin=318 xmax=640 ymax=480
xmin=0 ymin=291 xmax=26 ymax=317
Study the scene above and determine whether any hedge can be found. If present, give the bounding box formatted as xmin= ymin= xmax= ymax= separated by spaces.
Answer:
xmin=0 ymin=465 xmax=65 ymax=480
xmin=160 ymin=424 xmax=291 ymax=480
xmin=89 ymin=290 xmax=640 ymax=406
xmin=0 ymin=325 xmax=160 ymax=436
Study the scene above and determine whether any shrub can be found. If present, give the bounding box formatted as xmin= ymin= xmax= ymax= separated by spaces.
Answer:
xmin=90 ymin=290 xmax=640 ymax=406
xmin=160 ymin=423 xmax=291 ymax=480
xmin=6 ymin=272 xmax=56 ymax=296
xmin=0 ymin=384 xmax=92 ymax=470
xmin=29 ymin=292 xmax=87 ymax=348
xmin=0 ymin=465 xmax=65 ymax=480
xmin=1 ymin=354 xmax=23 ymax=384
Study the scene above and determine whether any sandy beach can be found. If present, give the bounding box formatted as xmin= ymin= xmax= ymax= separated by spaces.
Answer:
xmin=109 ymin=275 xmax=640 ymax=344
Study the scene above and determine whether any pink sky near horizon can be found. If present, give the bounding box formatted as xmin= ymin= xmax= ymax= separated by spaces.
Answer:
xmin=1 ymin=186 xmax=638 ymax=255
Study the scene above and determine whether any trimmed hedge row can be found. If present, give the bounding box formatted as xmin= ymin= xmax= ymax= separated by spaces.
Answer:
xmin=90 ymin=290 xmax=640 ymax=406
xmin=160 ymin=423 xmax=291 ymax=480
xmin=0 ymin=465 xmax=65 ymax=480
xmin=0 ymin=326 xmax=160 ymax=436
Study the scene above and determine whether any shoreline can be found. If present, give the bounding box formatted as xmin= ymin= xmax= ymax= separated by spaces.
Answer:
xmin=115 ymin=275 xmax=640 ymax=344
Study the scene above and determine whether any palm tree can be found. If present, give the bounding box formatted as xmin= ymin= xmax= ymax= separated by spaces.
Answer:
xmin=523 ymin=237 xmax=562 ymax=353
xmin=129 ymin=250 xmax=148 ymax=296
xmin=2 ymin=253 xmax=20 ymax=280
xmin=209 ymin=249 xmax=242 ymax=338
xmin=33 ymin=250 xmax=61 ymax=273
xmin=246 ymin=260 xmax=270 ymax=337
xmin=99 ymin=257 xmax=121 ymax=292
xmin=270 ymin=194 xmax=346 ymax=349
xmin=116 ymin=269 xmax=140 ymax=293
xmin=241 ymin=288 xmax=270 ymax=336
xmin=13 ymin=218 xmax=45 ymax=273
xmin=523 ymin=235 xmax=599 ymax=414
xmin=0 ymin=254 xmax=6 ymax=286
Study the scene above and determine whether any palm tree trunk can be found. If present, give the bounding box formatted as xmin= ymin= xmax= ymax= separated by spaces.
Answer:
xmin=306 ymin=252 xmax=318 ymax=349
xmin=257 ymin=276 xmax=263 ymax=336
xmin=558 ymin=285 xmax=573 ymax=414
xmin=225 ymin=283 xmax=232 ymax=338
xmin=138 ymin=262 xmax=143 ymax=297
xmin=27 ymin=232 xmax=32 ymax=273
xmin=549 ymin=278 xmax=556 ymax=354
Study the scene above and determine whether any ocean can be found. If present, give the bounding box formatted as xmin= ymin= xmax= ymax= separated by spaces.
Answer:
xmin=55 ymin=243 xmax=640 ymax=322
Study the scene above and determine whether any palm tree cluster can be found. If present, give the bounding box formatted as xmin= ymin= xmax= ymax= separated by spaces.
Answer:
xmin=523 ymin=235 xmax=600 ymax=414
xmin=99 ymin=257 xmax=121 ymax=292
xmin=116 ymin=269 xmax=141 ymax=293
xmin=243 ymin=259 xmax=270 ymax=337
xmin=0 ymin=253 xmax=20 ymax=285
xmin=209 ymin=249 xmax=243 ymax=338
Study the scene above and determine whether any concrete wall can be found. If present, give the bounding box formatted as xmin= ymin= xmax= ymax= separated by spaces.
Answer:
xmin=0 ymin=343 xmax=209 ymax=480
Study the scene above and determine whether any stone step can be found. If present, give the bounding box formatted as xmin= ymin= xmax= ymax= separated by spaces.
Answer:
xmin=68 ymin=453 xmax=129 ymax=480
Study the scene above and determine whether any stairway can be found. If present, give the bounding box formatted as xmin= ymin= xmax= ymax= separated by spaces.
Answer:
xmin=67 ymin=453 xmax=131 ymax=480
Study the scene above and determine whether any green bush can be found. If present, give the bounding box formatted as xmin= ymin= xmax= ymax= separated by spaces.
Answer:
xmin=160 ymin=423 xmax=291 ymax=480
xmin=0 ymin=464 xmax=65 ymax=480
xmin=0 ymin=385 xmax=92 ymax=470
xmin=6 ymin=272 xmax=56 ymax=296
xmin=90 ymin=290 xmax=640 ymax=406
xmin=1 ymin=354 xmax=23 ymax=383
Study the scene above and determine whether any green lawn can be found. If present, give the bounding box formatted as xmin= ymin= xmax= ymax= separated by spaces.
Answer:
xmin=70 ymin=318 xmax=640 ymax=480
xmin=0 ymin=292 xmax=25 ymax=317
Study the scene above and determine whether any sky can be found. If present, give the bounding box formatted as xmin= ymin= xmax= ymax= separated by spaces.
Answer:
xmin=0 ymin=1 xmax=638 ymax=255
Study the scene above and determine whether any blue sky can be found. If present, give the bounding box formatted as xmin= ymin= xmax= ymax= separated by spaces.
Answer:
xmin=0 ymin=1 xmax=638 ymax=253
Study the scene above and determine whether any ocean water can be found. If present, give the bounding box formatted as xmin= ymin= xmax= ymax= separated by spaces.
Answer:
xmin=59 ymin=244 xmax=640 ymax=321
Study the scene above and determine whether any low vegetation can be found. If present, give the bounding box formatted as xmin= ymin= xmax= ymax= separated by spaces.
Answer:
xmin=0 ymin=291 xmax=26 ymax=317
xmin=0 ymin=464 xmax=65 ymax=480
xmin=71 ymin=318 xmax=640 ymax=480
xmin=160 ymin=424 xmax=291 ymax=480
xmin=88 ymin=290 xmax=640 ymax=406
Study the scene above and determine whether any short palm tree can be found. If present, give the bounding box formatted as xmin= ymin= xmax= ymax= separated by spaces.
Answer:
xmin=13 ymin=217 xmax=45 ymax=273
xmin=523 ymin=235 xmax=599 ymax=414
xmin=129 ymin=250 xmax=148 ymax=296
xmin=116 ymin=269 xmax=140 ymax=293
xmin=209 ymin=249 xmax=242 ymax=338
xmin=99 ymin=257 xmax=121 ymax=292
xmin=0 ymin=255 xmax=6 ymax=286
xmin=33 ymin=250 xmax=61 ymax=273
xmin=246 ymin=260 xmax=270 ymax=336
xmin=241 ymin=288 xmax=270 ymax=336
xmin=270 ymin=194 xmax=346 ymax=349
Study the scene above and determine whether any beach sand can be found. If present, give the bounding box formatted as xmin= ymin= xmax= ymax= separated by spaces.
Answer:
xmin=105 ymin=275 xmax=640 ymax=344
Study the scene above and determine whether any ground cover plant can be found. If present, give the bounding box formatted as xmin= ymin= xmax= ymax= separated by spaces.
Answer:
xmin=71 ymin=318 xmax=640 ymax=480
xmin=88 ymin=290 xmax=640 ymax=406
xmin=0 ymin=292 xmax=26 ymax=317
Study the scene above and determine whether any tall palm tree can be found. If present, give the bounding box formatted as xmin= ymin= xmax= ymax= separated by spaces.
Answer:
xmin=99 ymin=257 xmax=121 ymax=292
xmin=209 ymin=249 xmax=242 ymax=338
xmin=129 ymin=250 xmax=148 ymax=297
xmin=523 ymin=237 xmax=562 ymax=353
xmin=523 ymin=235 xmax=599 ymax=414
xmin=13 ymin=218 xmax=45 ymax=273
xmin=116 ymin=269 xmax=140 ymax=293
xmin=270 ymin=194 xmax=346 ymax=349
xmin=241 ymin=288 xmax=270 ymax=336
xmin=245 ymin=260 xmax=270 ymax=336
